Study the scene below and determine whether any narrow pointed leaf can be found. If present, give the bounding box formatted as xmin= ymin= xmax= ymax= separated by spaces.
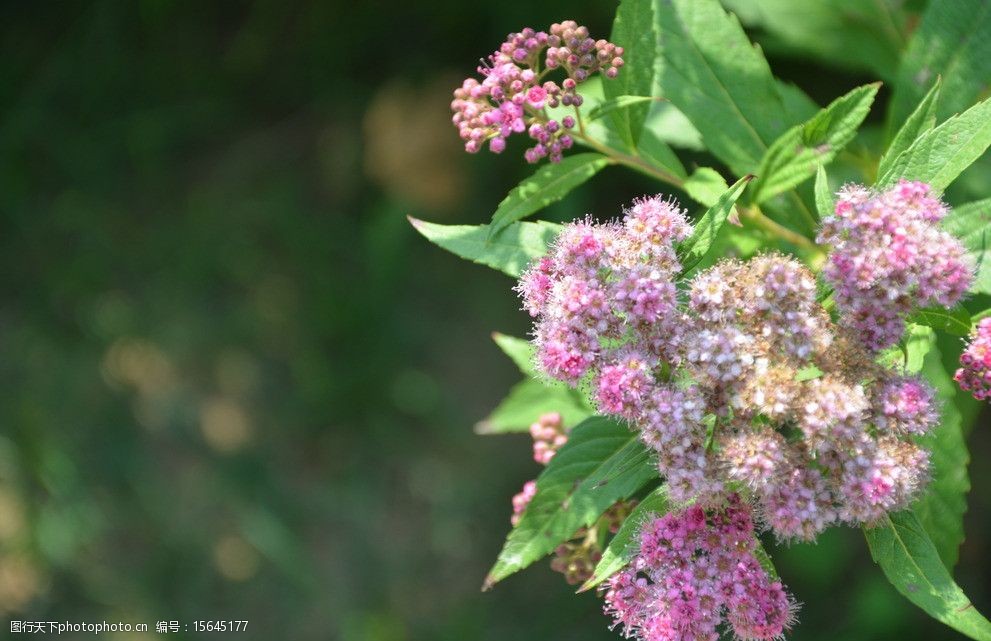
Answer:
xmin=587 ymin=95 xmax=657 ymax=123
xmin=484 ymin=417 xmax=657 ymax=588
xmin=750 ymin=83 xmax=879 ymax=204
xmin=488 ymin=154 xmax=610 ymax=236
xmin=679 ymin=175 xmax=752 ymax=272
xmin=880 ymin=78 xmax=941 ymax=176
xmin=814 ymin=163 xmax=833 ymax=220
xmin=476 ymin=379 xmax=594 ymax=434
xmin=410 ymin=217 xmax=559 ymax=277
xmin=580 ymin=485 xmax=670 ymax=591
xmin=877 ymin=95 xmax=991 ymax=192
xmin=491 ymin=333 xmax=536 ymax=377
xmin=683 ymin=167 xmax=729 ymax=208
xmin=864 ymin=511 xmax=991 ymax=641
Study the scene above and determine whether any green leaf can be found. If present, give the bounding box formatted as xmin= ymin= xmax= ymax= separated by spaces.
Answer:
xmin=580 ymin=485 xmax=670 ymax=591
xmin=682 ymin=167 xmax=729 ymax=208
xmin=914 ymin=342 xmax=970 ymax=568
xmin=679 ymin=175 xmax=752 ymax=272
xmin=637 ymin=126 xmax=689 ymax=182
xmin=750 ymin=84 xmax=879 ymax=204
xmin=904 ymin=324 xmax=935 ymax=374
xmin=587 ymin=95 xmax=657 ymax=123
xmin=795 ymin=364 xmax=824 ymax=382
xmin=876 ymin=95 xmax=991 ymax=193
xmin=652 ymin=0 xmax=792 ymax=176
xmin=605 ymin=0 xmax=659 ymax=147
xmin=491 ymin=332 xmax=535 ymax=377
xmin=484 ymin=416 xmax=657 ymax=588
xmin=864 ymin=511 xmax=991 ymax=641
xmin=489 ymin=154 xmax=610 ymax=236
xmin=888 ymin=0 xmax=991 ymax=131
xmin=641 ymin=101 xmax=706 ymax=152
xmin=476 ymin=378 xmax=594 ymax=434
xmin=910 ymin=307 xmax=974 ymax=337
xmin=942 ymin=198 xmax=991 ymax=295
xmin=814 ymin=163 xmax=833 ymax=220
xmin=409 ymin=217 xmax=559 ymax=278
xmin=880 ymin=78 xmax=941 ymax=177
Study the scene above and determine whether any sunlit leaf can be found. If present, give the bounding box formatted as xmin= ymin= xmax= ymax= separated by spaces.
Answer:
xmin=409 ymin=217 xmax=559 ymax=277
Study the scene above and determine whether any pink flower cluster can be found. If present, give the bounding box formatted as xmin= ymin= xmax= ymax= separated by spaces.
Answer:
xmin=516 ymin=195 xmax=940 ymax=541
xmin=530 ymin=411 xmax=568 ymax=464
xmin=818 ymin=180 xmax=973 ymax=351
xmin=451 ymin=21 xmax=623 ymax=163
xmin=604 ymin=497 xmax=797 ymax=641
xmin=955 ymin=318 xmax=991 ymax=400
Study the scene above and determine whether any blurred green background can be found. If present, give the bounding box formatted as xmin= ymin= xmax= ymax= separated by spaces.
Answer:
xmin=0 ymin=2 xmax=988 ymax=640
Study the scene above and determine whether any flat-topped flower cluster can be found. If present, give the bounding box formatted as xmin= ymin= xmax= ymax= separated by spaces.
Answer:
xmin=451 ymin=22 xmax=623 ymax=163
xmin=605 ymin=496 xmax=797 ymax=641
xmin=516 ymin=188 xmax=947 ymax=542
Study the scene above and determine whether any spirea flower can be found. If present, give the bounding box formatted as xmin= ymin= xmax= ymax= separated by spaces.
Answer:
xmin=515 ymin=194 xmax=942 ymax=543
xmin=511 ymin=480 xmax=537 ymax=526
xmin=818 ymin=180 xmax=973 ymax=351
xmin=604 ymin=498 xmax=798 ymax=641
xmin=451 ymin=22 xmax=623 ymax=163
xmin=955 ymin=317 xmax=991 ymax=401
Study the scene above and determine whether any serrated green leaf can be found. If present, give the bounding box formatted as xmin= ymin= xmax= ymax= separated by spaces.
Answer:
xmin=484 ymin=417 xmax=657 ymax=588
xmin=888 ymin=0 xmax=991 ymax=131
xmin=942 ymin=198 xmax=991 ymax=295
xmin=491 ymin=332 xmax=535 ymax=377
xmin=814 ymin=163 xmax=833 ymax=220
xmin=580 ymin=485 xmax=670 ymax=591
xmin=409 ymin=217 xmax=559 ymax=278
xmin=910 ymin=307 xmax=973 ymax=337
xmin=914 ymin=343 xmax=970 ymax=568
xmin=605 ymin=0 xmax=659 ymax=147
xmin=679 ymin=175 xmax=752 ymax=272
xmin=750 ymin=84 xmax=879 ymax=204
xmin=880 ymin=78 xmax=941 ymax=176
xmin=877 ymin=95 xmax=991 ymax=193
xmin=682 ymin=167 xmax=729 ymax=208
xmin=795 ymin=364 xmax=824 ymax=382
xmin=864 ymin=511 xmax=991 ymax=640
xmin=488 ymin=154 xmax=610 ymax=236
xmin=587 ymin=95 xmax=657 ymax=123
xmin=652 ymin=0 xmax=791 ymax=176
xmin=476 ymin=378 xmax=594 ymax=434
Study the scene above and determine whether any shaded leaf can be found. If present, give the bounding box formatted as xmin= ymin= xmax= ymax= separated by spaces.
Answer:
xmin=914 ymin=343 xmax=970 ymax=568
xmin=888 ymin=0 xmax=991 ymax=129
xmin=484 ymin=416 xmax=657 ymax=588
xmin=910 ymin=307 xmax=973 ymax=337
xmin=750 ymin=84 xmax=879 ymax=204
xmin=409 ymin=217 xmax=559 ymax=277
xmin=864 ymin=511 xmax=991 ymax=641
xmin=489 ymin=154 xmax=610 ymax=236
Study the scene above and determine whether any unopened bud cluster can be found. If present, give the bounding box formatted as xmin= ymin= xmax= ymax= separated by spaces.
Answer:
xmin=516 ymin=192 xmax=941 ymax=542
xmin=451 ymin=22 xmax=623 ymax=163
xmin=604 ymin=496 xmax=797 ymax=641
xmin=818 ymin=180 xmax=972 ymax=351
xmin=955 ymin=318 xmax=991 ymax=401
